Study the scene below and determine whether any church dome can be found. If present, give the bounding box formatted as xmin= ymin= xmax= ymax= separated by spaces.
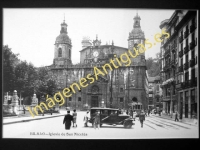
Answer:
xmin=55 ymin=20 xmax=71 ymax=45
xmin=55 ymin=33 xmax=71 ymax=44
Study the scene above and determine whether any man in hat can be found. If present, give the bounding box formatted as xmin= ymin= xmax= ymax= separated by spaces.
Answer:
xmin=139 ymin=110 xmax=145 ymax=128
xmin=63 ymin=110 xmax=73 ymax=130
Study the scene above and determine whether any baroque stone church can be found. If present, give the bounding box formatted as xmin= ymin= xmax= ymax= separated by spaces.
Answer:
xmin=47 ymin=13 xmax=148 ymax=110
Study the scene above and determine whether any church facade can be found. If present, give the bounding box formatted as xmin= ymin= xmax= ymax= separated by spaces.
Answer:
xmin=48 ymin=13 xmax=149 ymax=110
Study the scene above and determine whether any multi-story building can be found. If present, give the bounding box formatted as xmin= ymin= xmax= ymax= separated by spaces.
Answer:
xmin=47 ymin=13 xmax=148 ymax=110
xmin=160 ymin=10 xmax=198 ymax=120
xmin=148 ymin=76 xmax=162 ymax=111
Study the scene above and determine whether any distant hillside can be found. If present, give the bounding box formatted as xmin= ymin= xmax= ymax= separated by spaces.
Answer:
xmin=146 ymin=57 xmax=160 ymax=77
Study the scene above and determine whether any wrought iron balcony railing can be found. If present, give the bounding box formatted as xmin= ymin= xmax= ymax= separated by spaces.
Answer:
xmin=190 ymin=77 xmax=197 ymax=87
xmin=190 ymin=40 xmax=196 ymax=50
xmin=190 ymin=24 xmax=196 ymax=33
xmin=190 ymin=58 xmax=195 ymax=67
xmin=178 ymin=65 xmax=183 ymax=72
xmin=184 ymin=61 xmax=189 ymax=70
xmin=163 ymin=64 xmax=170 ymax=71
xmin=179 ymin=35 xmax=183 ymax=43
xmin=170 ymin=59 xmax=176 ymax=67
xmin=179 ymin=49 xmax=183 ymax=57
xmin=184 ymin=30 xmax=189 ymax=38
xmin=184 ymin=45 xmax=189 ymax=54
xmin=164 ymin=48 xmax=170 ymax=57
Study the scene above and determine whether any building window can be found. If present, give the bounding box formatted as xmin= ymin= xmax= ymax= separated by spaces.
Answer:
xmin=192 ymin=32 xmax=195 ymax=42
xmin=186 ymin=54 xmax=188 ymax=62
xmin=149 ymin=94 xmax=153 ymax=97
xmin=181 ymin=43 xmax=183 ymax=51
xmin=185 ymin=72 xmax=189 ymax=81
xmin=69 ymin=97 xmax=72 ymax=101
xmin=181 ymin=58 xmax=183 ymax=66
xmin=191 ymin=68 xmax=195 ymax=81
xmin=173 ymin=85 xmax=175 ymax=95
xmin=191 ymin=50 xmax=195 ymax=59
xmin=120 ymin=88 xmax=123 ymax=92
xmin=120 ymin=98 xmax=123 ymax=103
xmin=180 ymin=92 xmax=183 ymax=102
xmin=186 ymin=38 xmax=188 ymax=47
xmin=78 ymin=97 xmax=81 ymax=101
xmin=58 ymin=48 xmax=62 ymax=57
xmin=185 ymin=91 xmax=188 ymax=104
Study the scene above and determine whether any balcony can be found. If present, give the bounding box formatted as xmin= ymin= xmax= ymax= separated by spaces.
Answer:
xmin=184 ymin=30 xmax=189 ymax=38
xmin=190 ymin=58 xmax=195 ymax=67
xmin=184 ymin=80 xmax=191 ymax=88
xmin=190 ymin=24 xmax=196 ymax=33
xmin=190 ymin=77 xmax=197 ymax=87
xmin=178 ymin=65 xmax=183 ymax=72
xmin=190 ymin=40 xmax=196 ymax=50
xmin=163 ymin=64 xmax=170 ymax=71
xmin=170 ymin=59 xmax=176 ymax=67
xmin=184 ymin=45 xmax=189 ymax=54
xmin=164 ymin=48 xmax=170 ymax=57
xmin=171 ymin=43 xmax=176 ymax=53
xmin=184 ymin=61 xmax=189 ymax=70
xmin=179 ymin=35 xmax=183 ymax=43
xmin=179 ymin=49 xmax=183 ymax=57
xmin=176 ymin=82 xmax=184 ymax=90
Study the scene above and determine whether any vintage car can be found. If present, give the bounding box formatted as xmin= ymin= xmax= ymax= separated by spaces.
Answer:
xmin=88 ymin=107 xmax=134 ymax=128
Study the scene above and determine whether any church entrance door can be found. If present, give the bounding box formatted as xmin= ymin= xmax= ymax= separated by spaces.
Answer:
xmin=91 ymin=96 xmax=98 ymax=107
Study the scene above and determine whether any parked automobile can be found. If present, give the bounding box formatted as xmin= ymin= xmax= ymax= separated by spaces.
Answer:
xmin=88 ymin=107 xmax=134 ymax=128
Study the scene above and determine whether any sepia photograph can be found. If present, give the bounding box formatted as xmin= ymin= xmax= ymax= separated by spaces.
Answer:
xmin=2 ymin=8 xmax=198 ymax=139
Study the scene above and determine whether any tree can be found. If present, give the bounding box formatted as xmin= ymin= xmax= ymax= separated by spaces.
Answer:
xmin=146 ymin=52 xmax=161 ymax=77
xmin=36 ymin=67 xmax=57 ymax=99
xmin=3 ymin=45 xmax=19 ymax=93
xmin=14 ymin=61 xmax=38 ymax=98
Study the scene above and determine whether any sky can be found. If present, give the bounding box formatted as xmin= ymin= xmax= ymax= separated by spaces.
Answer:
xmin=3 ymin=8 xmax=175 ymax=67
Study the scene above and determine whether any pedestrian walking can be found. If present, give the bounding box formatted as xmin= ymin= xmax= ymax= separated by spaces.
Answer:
xmin=175 ymin=111 xmax=179 ymax=122
xmin=133 ymin=110 xmax=137 ymax=121
xmin=129 ymin=109 xmax=133 ymax=118
xmin=63 ymin=110 xmax=73 ymax=130
xmin=93 ymin=110 xmax=100 ymax=129
xmin=84 ymin=111 xmax=89 ymax=127
xmin=148 ymin=109 xmax=150 ymax=116
xmin=145 ymin=109 xmax=147 ymax=116
xmin=126 ymin=109 xmax=129 ymax=115
xmin=72 ymin=109 xmax=77 ymax=127
xmin=139 ymin=110 xmax=145 ymax=128
xmin=23 ymin=104 xmax=26 ymax=114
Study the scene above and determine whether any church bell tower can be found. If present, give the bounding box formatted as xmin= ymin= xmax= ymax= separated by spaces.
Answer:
xmin=128 ymin=13 xmax=145 ymax=62
xmin=53 ymin=18 xmax=72 ymax=67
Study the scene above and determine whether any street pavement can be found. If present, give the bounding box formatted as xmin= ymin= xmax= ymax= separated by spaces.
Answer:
xmin=3 ymin=111 xmax=198 ymax=139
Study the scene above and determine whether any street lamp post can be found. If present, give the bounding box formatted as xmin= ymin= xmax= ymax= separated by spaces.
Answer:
xmin=110 ymin=41 xmax=114 ymax=108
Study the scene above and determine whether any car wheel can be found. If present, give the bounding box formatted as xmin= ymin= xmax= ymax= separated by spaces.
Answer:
xmin=124 ymin=121 xmax=132 ymax=129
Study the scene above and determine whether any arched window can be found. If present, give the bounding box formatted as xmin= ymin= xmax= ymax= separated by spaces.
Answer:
xmin=91 ymin=85 xmax=99 ymax=93
xmin=58 ymin=48 xmax=62 ymax=57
